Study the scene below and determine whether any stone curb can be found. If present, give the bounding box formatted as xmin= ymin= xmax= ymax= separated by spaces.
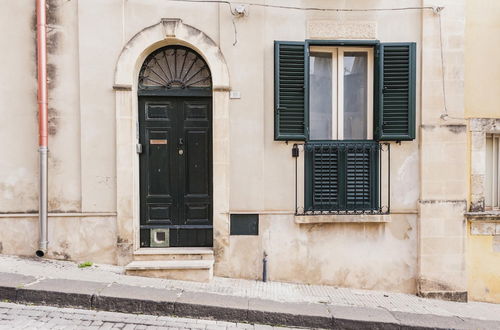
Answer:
xmin=0 ymin=273 xmax=497 ymax=329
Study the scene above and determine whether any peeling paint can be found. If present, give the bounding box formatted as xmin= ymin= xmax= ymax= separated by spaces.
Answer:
xmin=47 ymin=63 xmax=57 ymax=89
xmin=395 ymin=151 xmax=419 ymax=206
xmin=419 ymin=199 xmax=467 ymax=205
xmin=493 ymin=236 xmax=500 ymax=253
xmin=0 ymin=168 xmax=38 ymax=211
xmin=470 ymin=198 xmax=485 ymax=212
xmin=116 ymin=236 xmax=129 ymax=244
xmin=48 ymin=107 xmax=58 ymax=136
xmin=47 ymin=0 xmax=61 ymax=26
xmin=446 ymin=124 xmax=467 ymax=134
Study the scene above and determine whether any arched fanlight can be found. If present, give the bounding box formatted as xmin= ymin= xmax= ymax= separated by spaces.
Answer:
xmin=139 ymin=46 xmax=212 ymax=89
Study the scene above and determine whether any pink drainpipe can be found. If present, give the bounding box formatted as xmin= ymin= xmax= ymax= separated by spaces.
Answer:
xmin=36 ymin=0 xmax=48 ymax=257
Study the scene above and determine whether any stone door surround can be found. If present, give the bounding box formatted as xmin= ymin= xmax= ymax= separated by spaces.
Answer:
xmin=113 ymin=19 xmax=230 ymax=265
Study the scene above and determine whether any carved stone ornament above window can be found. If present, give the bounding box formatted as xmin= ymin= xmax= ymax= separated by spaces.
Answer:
xmin=138 ymin=45 xmax=212 ymax=90
xmin=307 ymin=21 xmax=377 ymax=39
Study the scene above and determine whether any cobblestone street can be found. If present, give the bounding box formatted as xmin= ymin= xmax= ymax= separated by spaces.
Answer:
xmin=0 ymin=302 xmax=302 ymax=330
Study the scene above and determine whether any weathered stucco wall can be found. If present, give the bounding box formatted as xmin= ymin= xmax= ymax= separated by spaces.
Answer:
xmin=0 ymin=0 xmax=471 ymax=296
xmin=467 ymin=221 xmax=500 ymax=303
xmin=464 ymin=0 xmax=500 ymax=304
xmin=417 ymin=0 xmax=468 ymax=301
xmin=0 ymin=0 xmax=38 ymax=213
xmin=465 ymin=0 xmax=500 ymax=119
xmin=0 ymin=216 xmax=116 ymax=264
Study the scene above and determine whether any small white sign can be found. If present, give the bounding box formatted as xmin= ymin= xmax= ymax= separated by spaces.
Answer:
xmin=229 ymin=91 xmax=241 ymax=99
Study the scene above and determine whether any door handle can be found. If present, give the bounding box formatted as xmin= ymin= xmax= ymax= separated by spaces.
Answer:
xmin=177 ymin=138 xmax=184 ymax=155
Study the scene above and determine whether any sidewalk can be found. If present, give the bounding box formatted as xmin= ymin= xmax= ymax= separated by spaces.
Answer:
xmin=0 ymin=255 xmax=499 ymax=329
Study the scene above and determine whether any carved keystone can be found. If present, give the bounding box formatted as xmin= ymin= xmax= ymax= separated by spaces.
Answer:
xmin=161 ymin=18 xmax=182 ymax=38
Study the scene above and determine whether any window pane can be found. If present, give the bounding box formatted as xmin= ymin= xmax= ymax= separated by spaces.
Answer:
xmin=310 ymin=52 xmax=332 ymax=140
xmin=343 ymin=52 xmax=367 ymax=140
xmin=486 ymin=135 xmax=493 ymax=208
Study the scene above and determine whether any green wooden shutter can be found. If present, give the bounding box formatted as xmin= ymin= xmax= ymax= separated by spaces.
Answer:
xmin=306 ymin=144 xmax=340 ymax=211
xmin=345 ymin=144 xmax=378 ymax=210
xmin=274 ymin=41 xmax=307 ymax=141
xmin=375 ymin=43 xmax=416 ymax=141
xmin=305 ymin=142 xmax=378 ymax=212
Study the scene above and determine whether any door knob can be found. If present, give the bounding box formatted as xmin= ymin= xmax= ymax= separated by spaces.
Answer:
xmin=178 ymin=138 xmax=184 ymax=155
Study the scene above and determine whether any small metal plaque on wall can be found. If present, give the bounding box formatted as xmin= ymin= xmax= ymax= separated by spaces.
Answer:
xmin=150 ymin=229 xmax=169 ymax=247
xmin=230 ymin=214 xmax=259 ymax=236
xmin=150 ymin=139 xmax=168 ymax=145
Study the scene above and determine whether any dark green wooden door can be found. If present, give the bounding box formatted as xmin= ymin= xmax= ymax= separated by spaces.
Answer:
xmin=139 ymin=96 xmax=213 ymax=247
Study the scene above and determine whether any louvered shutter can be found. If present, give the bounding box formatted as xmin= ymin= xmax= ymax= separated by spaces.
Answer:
xmin=345 ymin=144 xmax=378 ymax=210
xmin=305 ymin=142 xmax=378 ymax=212
xmin=274 ymin=41 xmax=307 ymax=141
xmin=375 ymin=43 xmax=416 ymax=141
xmin=307 ymin=144 xmax=340 ymax=211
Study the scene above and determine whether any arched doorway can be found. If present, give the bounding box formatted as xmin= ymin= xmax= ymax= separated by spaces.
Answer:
xmin=138 ymin=45 xmax=213 ymax=248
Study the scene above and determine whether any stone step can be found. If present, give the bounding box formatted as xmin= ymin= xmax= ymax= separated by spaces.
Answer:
xmin=125 ymin=259 xmax=214 ymax=282
xmin=132 ymin=248 xmax=214 ymax=261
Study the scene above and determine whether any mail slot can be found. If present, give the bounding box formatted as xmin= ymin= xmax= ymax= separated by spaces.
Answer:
xmin=150 ymin=139 xmax=167 ymax=145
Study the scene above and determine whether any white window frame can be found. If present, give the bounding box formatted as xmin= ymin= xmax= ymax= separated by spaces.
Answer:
xmin=486 ymin=134 xmax=500 ymax=210
xmin=309 ymin=46 xmax=374 ymax=140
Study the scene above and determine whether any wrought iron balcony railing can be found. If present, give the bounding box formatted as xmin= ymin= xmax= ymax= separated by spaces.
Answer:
xmin=294 ymin=141 xmax=390 ymax=215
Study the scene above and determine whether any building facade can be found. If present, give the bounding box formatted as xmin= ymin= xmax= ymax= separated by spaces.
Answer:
xmin=465 ymin=0 xmax=500 ymax=303
xmin=0 ymin=0 xmax=495 ymax=302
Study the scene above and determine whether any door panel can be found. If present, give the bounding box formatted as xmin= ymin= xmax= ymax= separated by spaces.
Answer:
xmin=146 ymin=129 xmax=171 ymax=196
xmin=185 ymin=130 xmax=209 ymax=195
xmin=139 ymin=97 xmax=212 ymax=247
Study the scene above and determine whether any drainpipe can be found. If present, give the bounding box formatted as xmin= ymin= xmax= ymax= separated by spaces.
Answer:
xmin=36 ymin=0 xmax=48 ymax=257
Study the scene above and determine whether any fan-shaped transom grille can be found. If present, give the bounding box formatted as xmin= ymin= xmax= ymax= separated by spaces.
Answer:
xmin=139 ymin=46 xmax=212 ymax=89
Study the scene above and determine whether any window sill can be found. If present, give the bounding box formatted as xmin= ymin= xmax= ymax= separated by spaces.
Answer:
xmin=465 ymin=212 xmax=500 ymax=235
xmin=295 ymin=214 xmax=391 ymax=224
xmin=465 ymin=211 xmax=500 ymax=221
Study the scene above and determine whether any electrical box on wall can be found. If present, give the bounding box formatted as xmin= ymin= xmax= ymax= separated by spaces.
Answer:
xmin=230 ymin=214 xmax=259 ymax=235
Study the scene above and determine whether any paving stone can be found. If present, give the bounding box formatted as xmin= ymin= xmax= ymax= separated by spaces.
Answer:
xmin=80 ymin=320 xmax=93 ymax=327
xmin=205 ymin=325 xmax=227 ymax=330
xmin=253 ymin=325 xmax=273 ymax=330
xmin=216 ymin=320 xmax=237 ymax=326
xmin=162 ymin=321 xmax=188 ymax=327
xmin=196 ymin=319 xmax=218 ymax=325
xmin=100 ymin=323 xmax=115 ymax=330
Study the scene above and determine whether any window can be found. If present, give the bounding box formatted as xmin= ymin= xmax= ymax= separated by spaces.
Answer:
xmin=309 ymin=47 xmax=373 ymax=140
xmin=486 ymin=134 xmax=500 ymax=209
xmin=274 ymin=41 xmax=416 ymax=141
xmin=274 ymin=40 xmax=416 ymax=212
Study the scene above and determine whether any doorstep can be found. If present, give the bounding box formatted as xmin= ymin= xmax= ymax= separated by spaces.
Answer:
xmin=125 ymin=259 xmax=214 ymax=282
